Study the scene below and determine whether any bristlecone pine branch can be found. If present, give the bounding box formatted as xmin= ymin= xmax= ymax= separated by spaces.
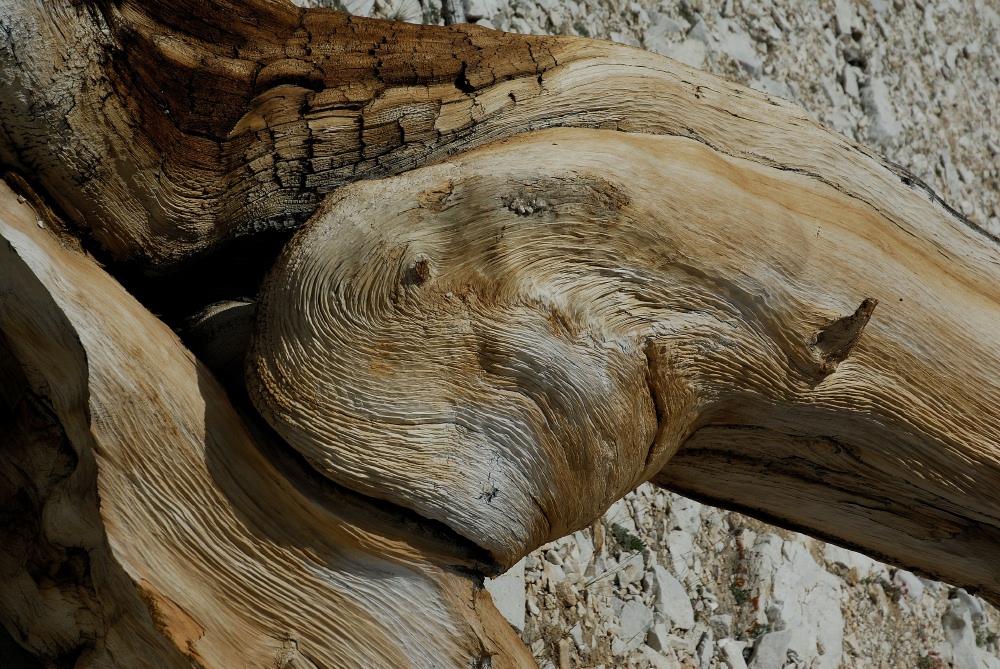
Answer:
xmin=1 ymin=1 xmax=998 ymax=667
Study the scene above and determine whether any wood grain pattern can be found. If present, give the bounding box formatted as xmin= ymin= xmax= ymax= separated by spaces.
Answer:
xmin=248 ymin=127 xmax=1000 ymax=596
xmin=2 ymin=0 xmax=973 ymax=272
xmin=0 ymin=181 xmax=530 ymax=668
xmin=2 ymin=0 xmax=1000 ymax=665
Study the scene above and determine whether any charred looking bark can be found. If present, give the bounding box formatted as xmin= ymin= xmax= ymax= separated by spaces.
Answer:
xmin=0 ymin=0 xmax=562 ymax=269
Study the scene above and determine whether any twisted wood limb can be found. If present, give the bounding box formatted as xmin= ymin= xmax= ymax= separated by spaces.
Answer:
xmin=2 ymin=0 xmax=1000 ymax=666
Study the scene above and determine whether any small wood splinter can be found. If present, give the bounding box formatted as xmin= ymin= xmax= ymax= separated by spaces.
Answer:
xmin=812 ymin=297 xmax=878 ymax=374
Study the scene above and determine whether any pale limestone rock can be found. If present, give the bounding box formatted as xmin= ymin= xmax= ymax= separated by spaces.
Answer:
xmin=484 ymin=557 xmax=526 ymax=632
xmin=620 ymin=600 xmax=655 ymax=651
xmin=719 ymin=638 xmax=749 ymax=669
xmin=748 ymin=629 xmax=793 ymax=669
xmin=651 ymin=564 xmax=695 ymax=630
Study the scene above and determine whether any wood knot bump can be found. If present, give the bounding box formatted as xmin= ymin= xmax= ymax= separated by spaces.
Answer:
xmin=812 ymin=297 xmax=878 ymax=374
xmin=411 ymin=256 xmax=431 ymax=284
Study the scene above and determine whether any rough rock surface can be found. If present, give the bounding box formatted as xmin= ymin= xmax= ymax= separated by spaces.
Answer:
xmin=515 ymin=486 xmax=1000 ymax=668
xmin=292 ymin=0 xmax=1000 ymax=666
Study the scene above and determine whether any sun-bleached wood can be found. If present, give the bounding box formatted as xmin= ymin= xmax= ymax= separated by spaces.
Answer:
xmin=2 ymin=0 xmax=1000 ymax=665
xmin=1 ymin=0 xmax=947 ymax=272
xmin=0 ymin=182 xmax=530 ymax=668
xmin=247 ymin=126 xmax=1000 ymax=594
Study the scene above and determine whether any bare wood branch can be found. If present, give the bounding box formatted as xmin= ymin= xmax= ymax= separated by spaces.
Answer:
xmin=2 ymin=0 xmax=1000 ymax=666
xmin=0 ymin=182 xmax=530 ymax=668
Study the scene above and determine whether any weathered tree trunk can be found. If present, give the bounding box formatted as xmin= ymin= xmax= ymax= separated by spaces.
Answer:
xmin=1 ymin=0 xmax=998 ymax=667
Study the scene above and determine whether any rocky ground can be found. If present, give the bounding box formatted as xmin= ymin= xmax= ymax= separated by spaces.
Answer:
xmin=486 ymin=486 xmax=1000 ymax=668
xmin=293 ymin=0 xmax=1000 ymax=667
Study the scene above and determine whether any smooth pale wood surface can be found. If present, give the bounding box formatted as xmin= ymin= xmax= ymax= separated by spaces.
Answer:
xmin=0 ymin=181 xmax=531 ymax=668
xmin=248 ymin=127 xmax=1000 ymax=596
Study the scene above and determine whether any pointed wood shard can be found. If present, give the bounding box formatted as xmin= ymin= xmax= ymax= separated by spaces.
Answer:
xmin=812 ymin=297 xmax=878 ymax=375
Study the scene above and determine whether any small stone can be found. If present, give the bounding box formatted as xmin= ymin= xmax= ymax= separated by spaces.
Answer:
xmin=752 ymin=77 xmax=795 ymax=102
xmin=892 ymin=569 xmax=924 ymax=602
xmin=923 ymin=4 xmax=937 ymax=36
xmin=543 ymin=560 xmax=566 ymax=589
xmin=646 ymin=623 xmax=671 ymax=652
xmin=557 ymin=637 xmax=571 ymax=669
xmin=667 ymin=39 xmax=708 ymax=69
xmin=770 ymin=6 xmax=790 ymax=32
xmin=696 ymin=629 xmax=714 ymax=669
xmin=650 ymin=564 xmax=695 ymax=630
xmin=748 ymin=629 xmax=793 ymax=669
xmin=945 ymin=44 xmax=960 ymax=71
xmin=710 ymin=614 xmax=733 ymax=639
xmin=666 ymin=530 xmax=694 ymax=577
xmin=834 ymin=0 xmax=854 ymax=36
xmin=484 ymin=558 xmax=526 ymax=632
xmin=638 ymin=644 xmax=680 ymax=669
xmin=719 ymin=638 xmax=749 ymax=669
xmin=842 ymin=65 xmax=860 ymax=99
xmin=861 ymin=76 xmax=901 ymax=143
xmin=619 ymin=600 xmax=655 ymax=652
xmin=574 ymin=530 xmax=594 ymax=571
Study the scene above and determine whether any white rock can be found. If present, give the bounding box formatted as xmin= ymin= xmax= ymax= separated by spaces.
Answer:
xmin=696 ymin=628 xmax=714 ymax=669
xmin=319 ymin=0 xmax=375 ymax=16
xmin=617 ymin=552 xmax=645 ymax=589
xmin=943 ymin=598 xmax=981 ymax=669
xmin=953 ymin=589 xmax=985 ymax=619
xmin=822 ymin=543 xmax=884 ymax=580
xmin=573 ymin=530 xmax=594 ymax=572
xmin=485 ymin=558 xmax=526 ymax=632
xmin=643 ymin=11 xmax=690 ymax=57
xmin=638 ymin=644 xmax=681 ymax=669
xmin=924 ymin=3 xmax=937 ymax=36
xmin=668 ymin=39 xmax=708 ymax=69
xmin=719 ymin=638 xmax=749 ymax=669
xmin=860 ymin=76 xmax=901 ymax=143
xmin=569 ymin=622 xmax=585 ymax=651
xmin=606 ymin=499 xmax=638 ymax=534
xmin=833 ymin=0 xmax=855 ymax=36
xmin=751 ymin=76 xmax=794 ymax=102
xmin=716 ymin=19 xmax=764 ymax=77
xmin=756 ymin=540 xmax=843 ymax=669
xmin=669 ymin=495 xmax=702 ymax=535
xmin=462 ymin=0 xmax=500 ymax=23
xmin=710 ymin=613 xmax=733 ymax=639
xmin=646 ymin=622 xmax=671 ymax=652
xmin=542 ymin=559 xmax=566 ymax=589
xmin=651 ymin=564 xmax=695 ymax=630
xmin=510 ymin=16 xmax=533 ymax=34
xmin=842 ymin=65 xmax=860 ymax=99
xmin=688 ymin=18 xmax=712 ymax=46
xmin=892 ymin=569 xmax=924 ymax=603
xmin=748 ymin=629 xmax=793 ymax=669
xmin=619 ymin=600 xmax=655 ymax=652
xmin=666 ymin=530 xmax=694 ymax=577
xmin=378 ymin=0 xmax=422 ymax=22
